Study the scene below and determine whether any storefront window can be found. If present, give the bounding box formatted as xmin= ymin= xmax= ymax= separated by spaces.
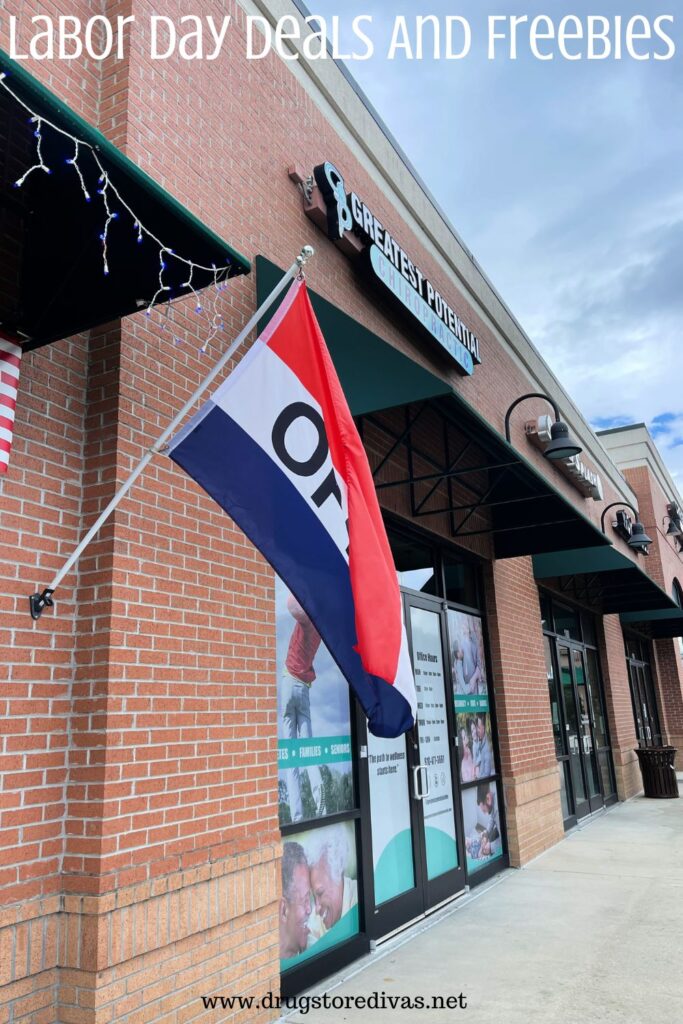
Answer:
xmin=449 ymin=608 xmax=495 ymax=781
xmin=540 ymin=593 xmax=553 ymax=632
xmin=387 ymin=529 xmax=438 ymax=595
xmin=367 ymin=733 xmax=415 ymax=905
xmin=447 ymin=606 xmax=504 ymax=878
xmin=542 ymin=592 xmax=616 ymax=822
xmin=553 ymin=601 xmax=582 ymax=642
xmin=544 ymin=637 xmax=563 ymax=759
xmin=462 ymin=781 xmax=503 ymax=875
xmin=276 ymin=579 xmax=354 ymax=827
xmin=280 ymin=820 xmax=359 ymax=971
xmin=581 ymin=612 xmax=597 ymax=647
xmin=443 ymin=553 xmax=479 ymax=609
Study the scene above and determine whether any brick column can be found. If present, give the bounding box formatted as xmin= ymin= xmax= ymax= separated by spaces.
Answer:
xmin=652 ymin=639 xmax=683 ymax=751
xmin=483 ymin=558 xmax=564 ymax=867
xmin=596 ymin=617 xmax=641 ymax=798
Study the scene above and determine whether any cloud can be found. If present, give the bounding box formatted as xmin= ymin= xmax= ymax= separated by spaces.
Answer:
xmin=309 ymin=0 xmax=683 ymax=486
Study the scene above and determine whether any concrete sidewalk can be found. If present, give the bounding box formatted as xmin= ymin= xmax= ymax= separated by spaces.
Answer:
xmin=287 ymin=791 xmax=683 ymax=1023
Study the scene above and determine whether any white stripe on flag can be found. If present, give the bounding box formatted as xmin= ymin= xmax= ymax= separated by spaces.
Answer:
xmin=212 ymin=339 xmax=350 ymax=561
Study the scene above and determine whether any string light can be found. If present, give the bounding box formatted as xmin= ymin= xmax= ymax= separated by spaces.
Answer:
xmin=66 ymin=140 xmax=90 ymax=201
xmin=0 ymin=70 xmax=233 ymax=341
xmin=13 ymin=116 xmax=51 ymax=187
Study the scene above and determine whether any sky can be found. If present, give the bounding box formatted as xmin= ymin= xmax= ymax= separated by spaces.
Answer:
xmin=304 ymin=1 xmax=683 ymax=485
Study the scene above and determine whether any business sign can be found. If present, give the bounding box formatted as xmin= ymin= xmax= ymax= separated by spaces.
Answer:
xmin=308 ymin=161 xmax=482 ymax=376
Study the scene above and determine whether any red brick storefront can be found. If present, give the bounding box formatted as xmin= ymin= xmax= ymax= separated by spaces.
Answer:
xmin=1 ymin=2 xmax=682 ymax=1021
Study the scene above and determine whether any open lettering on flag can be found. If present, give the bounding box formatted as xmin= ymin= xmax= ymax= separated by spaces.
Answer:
xmin=0 ymin=332 xmax=22 ymax=475
xmin=169 ymin=278 xmax=416 ymax=738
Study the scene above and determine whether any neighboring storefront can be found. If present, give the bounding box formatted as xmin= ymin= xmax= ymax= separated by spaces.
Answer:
xmin=541 ymin=593 xmax=617 ymax=827
xmin=1 ymin=2 xmax=683 ymax=1019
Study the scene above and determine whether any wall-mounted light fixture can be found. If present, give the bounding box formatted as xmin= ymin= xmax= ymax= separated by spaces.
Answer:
xmin=504 ymin=393 xmax=582 ymax=461
xmin=601 ymin=502 xmax=653 ymax=555
xmin=663 ymin=502 xmax=683 ymax=538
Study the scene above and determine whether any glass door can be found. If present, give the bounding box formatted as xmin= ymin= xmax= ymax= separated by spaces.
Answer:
xmin=407 ymin=598 xmax=464 ymax=907
xmin=557 ymin=645 xmax=591 ymax=820
xmin=572 ymin=649 xmax=603 ymax=813
xmin=627 ymin=659 xmax=661 ymax=746
xmin=360 ymin=593 xmax=465 ymax=940
xmin=556 ymin=644 xmax=604 ymax=818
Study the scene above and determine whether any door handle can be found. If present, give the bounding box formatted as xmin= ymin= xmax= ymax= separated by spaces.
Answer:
xmin=412 ymin=765 xmax=430 ymax=800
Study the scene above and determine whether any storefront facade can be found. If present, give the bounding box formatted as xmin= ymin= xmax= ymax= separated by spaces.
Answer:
xmin=1 ymin=2 xmax=683 ymax=1020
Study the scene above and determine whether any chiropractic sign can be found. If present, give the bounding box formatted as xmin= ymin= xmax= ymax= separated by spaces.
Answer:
xmin=308 ymin=161 xmax=482 ymax=376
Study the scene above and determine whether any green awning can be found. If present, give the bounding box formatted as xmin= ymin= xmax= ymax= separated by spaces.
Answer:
xmin=256 ymin=257 xmax=612 ymax=560
xmin=620 ymin=607 xmax=683 ymax=638
xmin=533 ymin=546 xmax=681 ymax=619
xmin=256 ymin=256 xmax=451 ymax=415
xmin=0 ymin=49 xmax=250 ymax=350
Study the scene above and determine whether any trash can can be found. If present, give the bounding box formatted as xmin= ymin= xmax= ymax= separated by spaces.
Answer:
xmin=634 ymin=746 xmax=679 ymax=798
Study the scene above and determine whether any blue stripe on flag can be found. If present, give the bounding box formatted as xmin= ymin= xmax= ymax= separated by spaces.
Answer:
xmin=169 ymin=405 xmax=413 ymax=738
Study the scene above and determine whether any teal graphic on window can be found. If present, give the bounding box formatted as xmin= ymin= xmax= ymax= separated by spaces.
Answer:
xmin=368 ymin=732 xmax=415 ymax=905
xmin=276 ymin=579 xmax=354 ymax=826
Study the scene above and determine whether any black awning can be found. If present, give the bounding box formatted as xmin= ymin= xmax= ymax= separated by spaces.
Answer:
xmin=0 ymin=49 xmax=250 ymax=351
xmin=257 ymin=256 xmax=612 ymax=561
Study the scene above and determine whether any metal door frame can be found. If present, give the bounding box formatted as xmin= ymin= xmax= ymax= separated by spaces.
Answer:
xmin=358 ymin=591 xmax=467 ymax=941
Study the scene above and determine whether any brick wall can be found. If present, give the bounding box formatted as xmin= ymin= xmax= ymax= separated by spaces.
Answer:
xmin=483 ymin=558 xmax=564 ymax=866
xmin=596 ymin=616 xmax=641 ymax=799
xmin=620 ymin=464 xmax=683 ymax=751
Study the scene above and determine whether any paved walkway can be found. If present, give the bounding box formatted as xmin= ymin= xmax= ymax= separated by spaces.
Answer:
xmin=287 ymin=789 xmax=683 ymax=1024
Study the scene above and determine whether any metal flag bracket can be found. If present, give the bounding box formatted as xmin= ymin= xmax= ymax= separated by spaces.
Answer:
xmin=29 ymin=588 xmax=54 ymax=620
xmin=27 ymin=245 xmax=315 ymax=620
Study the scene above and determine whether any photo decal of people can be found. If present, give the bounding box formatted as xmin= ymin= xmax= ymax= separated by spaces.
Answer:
xmin=456 ymin=710 xmax=496 ymax=783
xmin=462 ymin=782 xmax=503 ymax=874
xmin=447 ymin=609 xmax=488 ymax=710
xmin=279 ymin=820 xmax=359 ymax=970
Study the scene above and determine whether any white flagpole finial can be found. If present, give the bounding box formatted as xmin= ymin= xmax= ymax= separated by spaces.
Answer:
xmin=297 ymin=245 xmax=315 ymax=268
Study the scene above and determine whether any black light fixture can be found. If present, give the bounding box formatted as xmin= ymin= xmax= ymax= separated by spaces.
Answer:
xmin=600 ymin=501 xmax=653 ymax=555
xmin=663 ymin=502 xmax=683 ymax=537
xmin=504 ymin=392 xmax=582 ymax=461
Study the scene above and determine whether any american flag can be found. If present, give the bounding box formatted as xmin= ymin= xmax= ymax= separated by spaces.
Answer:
xmin=0 ymin=331 xmax=21 ymax=475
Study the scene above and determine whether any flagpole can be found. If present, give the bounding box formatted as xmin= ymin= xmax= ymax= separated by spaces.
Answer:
xmin=29 ymin=245 xmax=315 ymax=620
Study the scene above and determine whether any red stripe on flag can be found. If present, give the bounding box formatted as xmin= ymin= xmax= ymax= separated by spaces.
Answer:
xmin=268 ymin=281 xmax=403 ymax=685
